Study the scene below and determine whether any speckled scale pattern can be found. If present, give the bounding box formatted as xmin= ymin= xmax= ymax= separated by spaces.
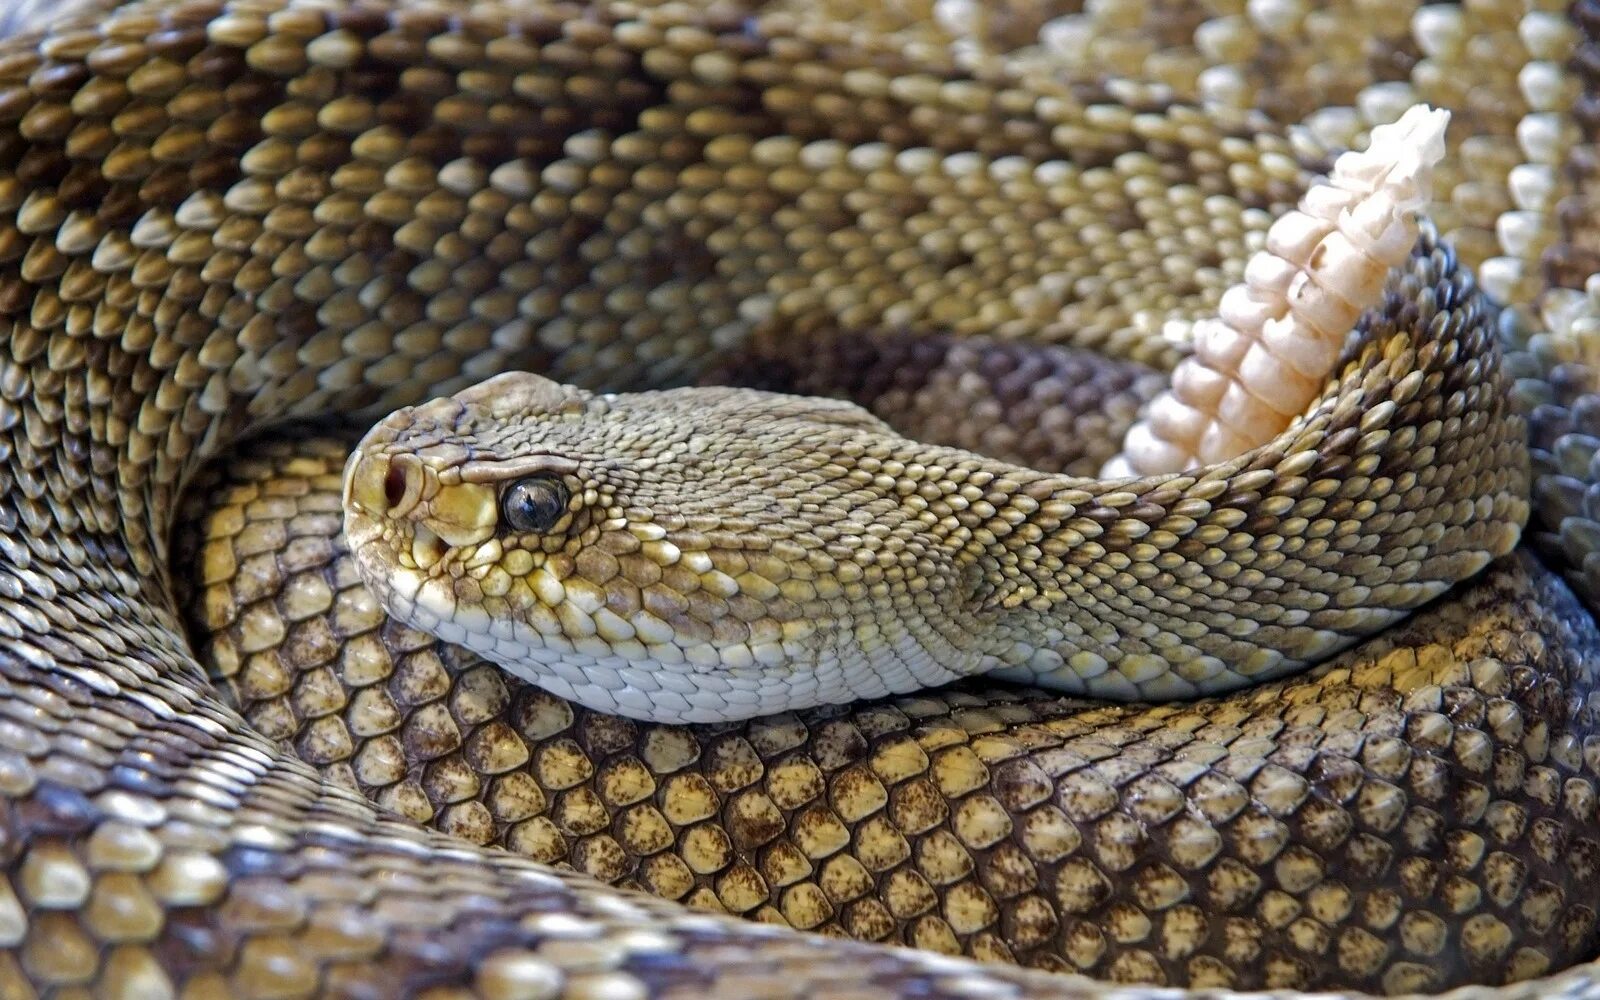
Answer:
xmin=1547 ymin=0 xmax=1600 ymax=291
xmin=701 ymin=330 xmax=1166 ymax=477
xmin=1511 ymin=1 xmax=1600 ymax=613
xmin=179 ymin=433 xmax=1600 ymax=993
xmin=0 ymin=0 xmax=1592 ymax=997
xmin=1513 ymin=332 xmax=1600 ymax=607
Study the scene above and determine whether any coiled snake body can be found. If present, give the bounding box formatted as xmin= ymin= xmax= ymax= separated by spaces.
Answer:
xmin=7 ymin=0 xmax=1600 ymax=998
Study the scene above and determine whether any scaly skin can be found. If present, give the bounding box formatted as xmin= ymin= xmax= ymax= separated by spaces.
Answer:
xmin=4 ymin=0 xmax=1600 ymax=998
xmin=181 ymin=366 xmax=1600 ymax=994
xmin=338 ymin=241 xmax=1525 ymax=722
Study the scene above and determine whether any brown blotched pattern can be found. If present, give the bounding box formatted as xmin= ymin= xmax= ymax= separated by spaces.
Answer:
xmin=0 ymin=0 xmax=1595 ymax=997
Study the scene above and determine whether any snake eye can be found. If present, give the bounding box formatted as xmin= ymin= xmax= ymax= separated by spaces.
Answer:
xmin=501 ymin=477 xmax=570 ymax=534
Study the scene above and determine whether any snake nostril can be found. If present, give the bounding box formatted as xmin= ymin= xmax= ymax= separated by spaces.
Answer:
xmin=384 ymin=463 xmax=408 ymax=510
xmin=348 ymin=453 xmax=422 ymax=518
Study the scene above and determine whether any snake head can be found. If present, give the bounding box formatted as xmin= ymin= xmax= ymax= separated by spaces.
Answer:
xmin=343 ymin=371 xmax=996 ymax=724
xmin=346 ymin=373 xmax=589 ymax=546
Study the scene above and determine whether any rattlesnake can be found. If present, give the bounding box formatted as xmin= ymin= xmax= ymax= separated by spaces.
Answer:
xmin=8 ymin=0 xmax=1600 ymax=998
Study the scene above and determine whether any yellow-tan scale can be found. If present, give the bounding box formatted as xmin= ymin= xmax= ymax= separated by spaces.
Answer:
xmin=2 ymin=0 xmax=1600 ymax=998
